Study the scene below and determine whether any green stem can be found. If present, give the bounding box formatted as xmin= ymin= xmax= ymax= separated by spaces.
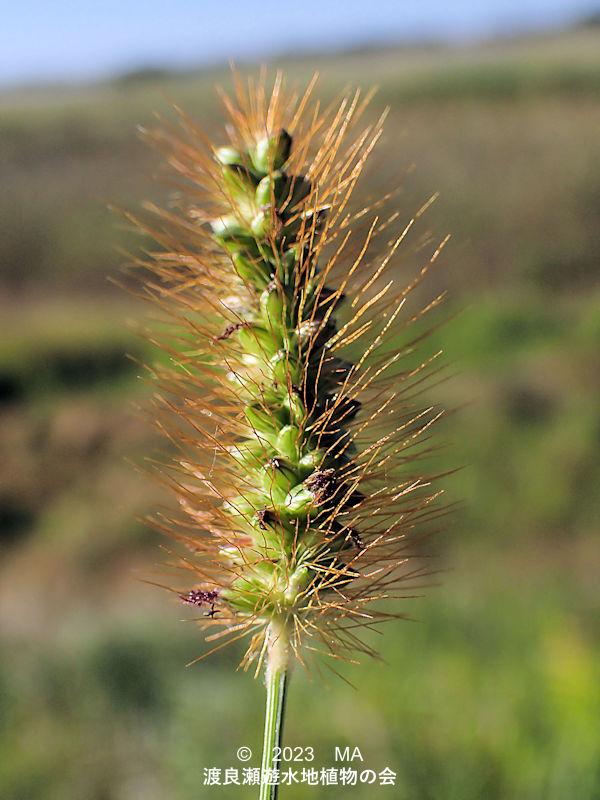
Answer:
xmin=259 ymin=624 xmax=290 ymax=800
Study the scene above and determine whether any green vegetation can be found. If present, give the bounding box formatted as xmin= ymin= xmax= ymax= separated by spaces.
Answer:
xmin=1 ymin=27 xmax=599 ymax=799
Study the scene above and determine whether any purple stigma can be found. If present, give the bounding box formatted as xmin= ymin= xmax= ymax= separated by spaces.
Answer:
xmin=180 ymin=589 xmax=219 ymax=607
xmin=350 ymin=529 xmax=364 ymax=550
xmin=305 ymin=468 xmax=337 ymax=504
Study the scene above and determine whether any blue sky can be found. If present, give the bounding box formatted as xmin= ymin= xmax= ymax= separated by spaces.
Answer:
xmin=1 ymin=0 xmax=596 ymax=86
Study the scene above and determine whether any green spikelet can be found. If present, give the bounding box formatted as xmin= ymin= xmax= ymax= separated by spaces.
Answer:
xmin=134 ymin=70 xmax=449 ymax=797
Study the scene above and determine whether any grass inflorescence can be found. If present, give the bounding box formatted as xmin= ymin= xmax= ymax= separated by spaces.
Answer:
xmin=132 ymin=69 xmax=449 ymax=796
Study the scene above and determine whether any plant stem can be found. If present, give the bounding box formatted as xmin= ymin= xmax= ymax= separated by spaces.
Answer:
xmin=259 ymin=623 xmax=290 ymax=800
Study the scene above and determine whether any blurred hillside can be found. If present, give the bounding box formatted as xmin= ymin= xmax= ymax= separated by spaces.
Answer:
xmin=1 ymin=28 xmax=599 ymax=800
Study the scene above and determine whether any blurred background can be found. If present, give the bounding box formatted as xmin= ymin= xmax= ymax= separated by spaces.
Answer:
xmin=1 ymin=2 xmax=599 ymax=798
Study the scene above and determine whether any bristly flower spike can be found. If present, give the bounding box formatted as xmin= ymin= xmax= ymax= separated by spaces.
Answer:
xmin=135 ymin=69 xmax=448 ymax=799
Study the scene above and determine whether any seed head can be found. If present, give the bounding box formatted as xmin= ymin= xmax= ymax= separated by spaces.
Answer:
xmin=134 ymin=70 xmax=448 ymax=676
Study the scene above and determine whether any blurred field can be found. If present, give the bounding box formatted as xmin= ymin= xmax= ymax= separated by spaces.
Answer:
xmin=1 ymin=26 xmax=599 ymax=799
